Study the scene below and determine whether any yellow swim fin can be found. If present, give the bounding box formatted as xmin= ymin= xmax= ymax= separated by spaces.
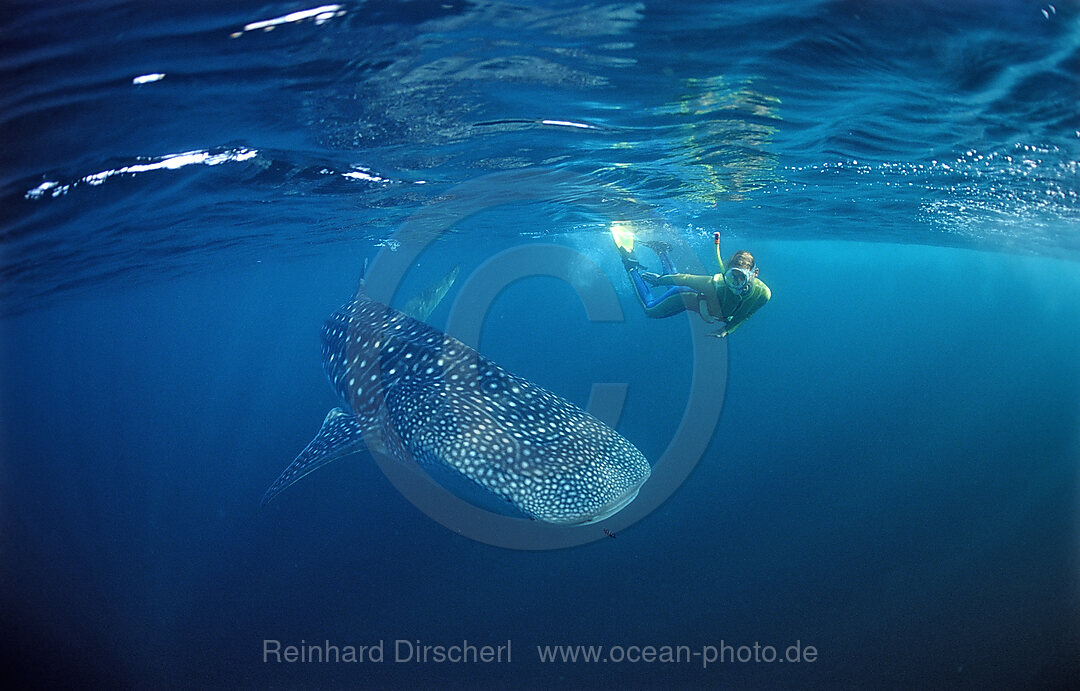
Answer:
xmin=610 ymin=222 xmax=635 ymax=253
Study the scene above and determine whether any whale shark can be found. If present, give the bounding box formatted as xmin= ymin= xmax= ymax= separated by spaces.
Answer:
xmin=261 ymin=272 xmax=651 ymax=525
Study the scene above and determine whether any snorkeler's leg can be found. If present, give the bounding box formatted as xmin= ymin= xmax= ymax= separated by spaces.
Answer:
xmin=641 ymin=240 xmax=677 ymax=274
xmin=641 ymin=286 xmax=700 ymax=318
xmin=657 ymin=249 xmax=677 ymax=275
xmin=629 ymin=268 xmax=700 ymax=318
xmin=627 ymin=268 xmax=655 ymax=305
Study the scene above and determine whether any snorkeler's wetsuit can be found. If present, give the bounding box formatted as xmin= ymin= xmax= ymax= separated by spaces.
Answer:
xmin=628 ymin=251 xmax=771 ymax=333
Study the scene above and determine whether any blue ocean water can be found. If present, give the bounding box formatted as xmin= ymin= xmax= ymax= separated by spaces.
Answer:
xmin=2 ymin=0 xmax=1079 ymax=688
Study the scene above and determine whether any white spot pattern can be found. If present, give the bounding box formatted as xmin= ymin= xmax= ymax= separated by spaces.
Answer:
xmin=315 ymin=293 xmax=651 ymax=524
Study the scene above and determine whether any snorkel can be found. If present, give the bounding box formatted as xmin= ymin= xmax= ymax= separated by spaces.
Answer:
xmin=714 ymin=232 xmax=757 ymax=295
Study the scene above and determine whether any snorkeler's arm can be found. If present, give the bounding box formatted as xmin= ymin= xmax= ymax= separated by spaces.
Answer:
xmin=725 ymin=282 xmax=771 ymax=334
xmin=654 ymin=273 xmax=715 ymax=293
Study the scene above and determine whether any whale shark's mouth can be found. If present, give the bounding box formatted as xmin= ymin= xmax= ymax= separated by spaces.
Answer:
xmin=570 ymin=486 xmax=643 ymax=526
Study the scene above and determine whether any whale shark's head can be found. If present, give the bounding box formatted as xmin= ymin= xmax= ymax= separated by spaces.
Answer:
xmin=504 ymin=429 xmax=652 ymax=525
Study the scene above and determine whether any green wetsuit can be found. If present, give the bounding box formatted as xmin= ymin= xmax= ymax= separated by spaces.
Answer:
xmin=655 ymin=270 xmax=770 ymax=334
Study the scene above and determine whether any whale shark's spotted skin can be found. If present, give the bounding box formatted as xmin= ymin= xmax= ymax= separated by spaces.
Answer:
xmin=263 ymin=291 xmax=651 ymax=525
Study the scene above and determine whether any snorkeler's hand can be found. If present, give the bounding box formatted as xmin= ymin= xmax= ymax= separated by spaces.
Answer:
xmin=640 ymin=271 xmax=661 ymax=285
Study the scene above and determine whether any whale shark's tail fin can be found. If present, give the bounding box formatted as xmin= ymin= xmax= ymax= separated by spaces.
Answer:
xmin=260 ymin=408 xmax=368 ymax=507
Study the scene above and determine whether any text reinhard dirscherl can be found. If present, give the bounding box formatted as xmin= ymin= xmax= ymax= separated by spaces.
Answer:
xmin=263 ymin=639 xmax=819 ymax=668
xmin=263 ymin=639 xmax=512 ymax=664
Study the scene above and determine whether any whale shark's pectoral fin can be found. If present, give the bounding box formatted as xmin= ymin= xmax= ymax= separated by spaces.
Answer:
xmin=260 ymin=408 xmax=367 ymax=507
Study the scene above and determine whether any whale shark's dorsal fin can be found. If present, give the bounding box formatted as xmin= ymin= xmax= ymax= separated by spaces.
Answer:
xmin=260 ymin=408 xmax=367 ymax=507
xmin=354 ymin=258 xmax=370 ymax=300
xmin=402 ymin=264 xmax=460 ymax=321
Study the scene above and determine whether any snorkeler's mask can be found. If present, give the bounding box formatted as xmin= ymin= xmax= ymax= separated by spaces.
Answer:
xmin=724 ymin=266 xmax=756 ymax=295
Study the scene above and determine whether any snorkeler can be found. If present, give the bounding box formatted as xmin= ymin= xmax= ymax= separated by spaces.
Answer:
xmin=610 ymin=223 xmax=770 ymax=338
